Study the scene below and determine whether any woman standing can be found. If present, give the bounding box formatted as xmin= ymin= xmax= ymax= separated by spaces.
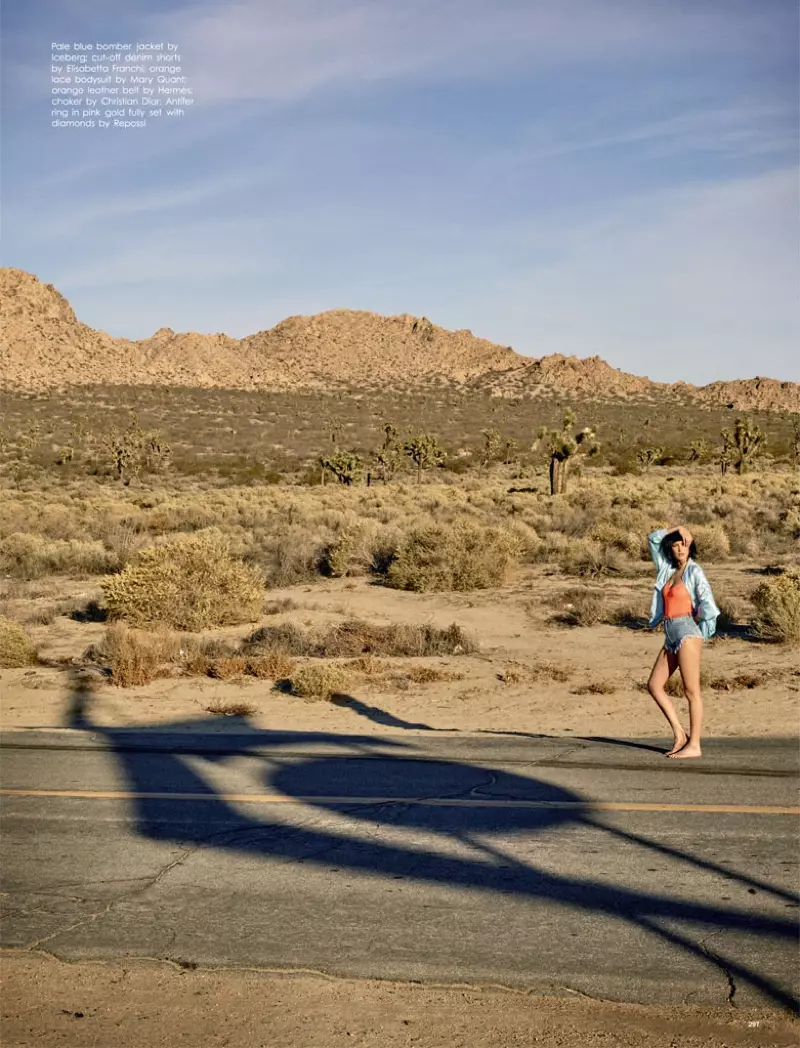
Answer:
xmin=647 ymin=525 xmax=719 ymax=759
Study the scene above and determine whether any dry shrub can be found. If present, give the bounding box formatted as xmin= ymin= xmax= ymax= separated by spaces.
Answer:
xmin=560 ymin=541 xmax=627 ymax=578
xmin=243 ymin=622 xmax=314 ymax=656
xmin=558 ymin=587 xmax=606 ymax=627
xmin=750 ymin=571 xmax=800 ymax=645
xmin=405 ymin=665 xmax=464 ymax=684
xmin=0 ymin=616 xmax=38 ymax=668
xmin=589 ymin=522 xmax=642 ymax=557
xmin=384 ymin=522 xmax=521 ymax=591
xmin=101 ymin=532 xmax=264 ymax=630
xmin=606 ymin=605 xmax=649 ymax=630
xmin=245 ymin=652 xmax=297 ymax=679
xmin=573 ymin=680 xmax=616 ymax=695
xmin=90 ymin=623 xmax=179 ymax=687
xmin=206 ymin=701 xmax=256 ymax=717
xmin=0 ymin=532 xmax=116 ymax=580
xmin=691 ymin=524 xmax=731 ymax=561
xmin=244 ymin=619 xmax=476 ymax=658
xmin=709 ymin=672 xmax=767 ymax=691
xmin=498 ymin=667 xmax=523 ymax=684
xmin=530 ymin=660 xmax=572 ymax=683
xmin=318 ymin=531 xmax=356 ymax=578
xmin=263 ymin=529 xmax=323 ymax=586
xmin=346 ymin=654 xmax=388 ymax=677
xmin=24 ymin=606 xmax=57 ymax=626
xmin=207 ymin=655 xmax=250 ymax=680
xmin=285 ymin=663 xmax=350 ymax=700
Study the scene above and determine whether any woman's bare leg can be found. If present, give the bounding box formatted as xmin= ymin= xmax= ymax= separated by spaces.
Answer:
xmin=669 ymin=638 xmax=703 ymax=759
xmin=647 ymin=647 xmax=686 ymax=754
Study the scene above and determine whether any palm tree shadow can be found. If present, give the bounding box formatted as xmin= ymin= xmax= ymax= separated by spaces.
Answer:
xmin=65 ymin=677 xmax=799 ymax=1013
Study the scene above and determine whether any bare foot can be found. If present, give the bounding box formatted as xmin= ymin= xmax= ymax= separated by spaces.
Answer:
xmin=665 ymin=730 xmax=688 ymax=756
xmin=668 ymin=743 xmax=702 ymax=759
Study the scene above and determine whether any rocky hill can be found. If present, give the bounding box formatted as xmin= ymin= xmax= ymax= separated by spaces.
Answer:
xmin=1 ymin=268 xmax=797 ymax=413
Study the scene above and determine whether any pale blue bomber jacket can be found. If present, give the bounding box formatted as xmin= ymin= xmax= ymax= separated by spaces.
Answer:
xmin=648 ymin=528 xmax=720 ymax=639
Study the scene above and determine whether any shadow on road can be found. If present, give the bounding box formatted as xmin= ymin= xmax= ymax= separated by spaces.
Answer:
xmin=66 ymin=674 xmax=799 ymax=1013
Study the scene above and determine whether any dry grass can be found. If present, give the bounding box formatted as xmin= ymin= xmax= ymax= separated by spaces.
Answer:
xmin=557 ymin=587 xmax=607 ymax=627
xmin=86 ymin=623 xmax=179 ymax=687
xmin=750 ymin=571 xmax=800 ymax=645
xmin=102 ymin=531 xmax=264 ymax=630
xmin=497 ymin=660 xmax=573 ymax=684
xmin=0 ymin=616 xmax=38 ymax=668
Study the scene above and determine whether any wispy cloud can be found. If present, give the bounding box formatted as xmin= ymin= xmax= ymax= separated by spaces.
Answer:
xmin=146 ymin=0 xmax=794 ymax=104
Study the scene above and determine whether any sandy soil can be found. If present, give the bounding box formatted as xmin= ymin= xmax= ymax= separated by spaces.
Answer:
xmin=2 ymin=953 xmax=797 ymax=1048
xmin=1 ymin=567 xmax=798 ymax=741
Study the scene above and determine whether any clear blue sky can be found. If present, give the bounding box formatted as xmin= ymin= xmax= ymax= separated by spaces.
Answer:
xmin=2 ymin=0 xmax=798 ymax=383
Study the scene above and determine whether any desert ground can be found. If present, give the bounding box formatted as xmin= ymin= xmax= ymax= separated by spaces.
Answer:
xmin=1 ymin=467 xmax=798 ymax=742
xmin=2 ymin=398 xmax=798 ymax=1048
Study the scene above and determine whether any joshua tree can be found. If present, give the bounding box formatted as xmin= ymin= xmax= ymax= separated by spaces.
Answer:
xmin=536 ymin=410 xmax=599 ymax=495
xmin=719 ymin=429 xmax=733 ymax=476
xmin=480 ymin=428 xmax=502 ymax=468
xmin=688 ymin=438 xmax=711 ymax=463
xmin=790 ymin=417 xmax=800 ymax=471
xmin=403 ymin=432 xmax=445 ymax=484
xmin=374 ymin=423 xmax=402 ymax=483
xmin=318 ymin=449 xmax=363 ymax=486
xmin=502 ymin=436 xmax=519 ymax=465
xmin=103 ymin=415 xmax=170 ymax=484
xmin=636 ymin=446 xmax=663 ymax=471
xmin=730 ymin=416 xmax=766 ymax=475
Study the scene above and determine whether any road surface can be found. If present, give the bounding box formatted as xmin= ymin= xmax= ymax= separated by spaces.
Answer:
xmin=2 ymin=720 xmax=798 ymax=1012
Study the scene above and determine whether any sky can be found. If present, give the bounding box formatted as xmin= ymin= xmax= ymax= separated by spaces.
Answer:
xmin=1 ymin=0 xmax=798 ymax=384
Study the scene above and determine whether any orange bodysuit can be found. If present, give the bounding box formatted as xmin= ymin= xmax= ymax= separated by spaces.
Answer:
xmin=662 ymin=578 xmax=693 ymax=619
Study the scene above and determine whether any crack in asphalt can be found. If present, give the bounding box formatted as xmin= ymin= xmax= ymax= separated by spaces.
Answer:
xmin=696 ymin=931 xmax=738 ymax=1007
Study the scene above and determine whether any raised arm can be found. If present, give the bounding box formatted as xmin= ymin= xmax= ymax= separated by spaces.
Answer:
xmin=648 ymin=524 xmax=693 ymax=571
xmin=648 ymin=528 xmax=670 ymax=571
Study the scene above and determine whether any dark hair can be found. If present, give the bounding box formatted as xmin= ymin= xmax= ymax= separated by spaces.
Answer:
xmin=662 ymin=530 xmax=697 ymax=567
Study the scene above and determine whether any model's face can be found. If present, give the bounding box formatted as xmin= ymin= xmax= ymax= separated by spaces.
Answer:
xmin=671 ymin=539 xmax=690 ymax=566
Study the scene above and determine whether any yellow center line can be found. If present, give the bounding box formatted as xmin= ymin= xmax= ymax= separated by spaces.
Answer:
xmin=0 ymin=788 xmax=797 ymax=815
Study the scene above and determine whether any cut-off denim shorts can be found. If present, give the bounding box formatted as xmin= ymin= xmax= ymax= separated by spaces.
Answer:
xmin=663 ymin=615 xmax=703 ymax=654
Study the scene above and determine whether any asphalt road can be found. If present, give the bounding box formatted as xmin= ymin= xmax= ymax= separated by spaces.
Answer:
xmin=2 ymin=721 xmax=798 ymax=1012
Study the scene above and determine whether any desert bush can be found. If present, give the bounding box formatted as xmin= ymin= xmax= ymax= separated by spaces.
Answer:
xmin=750 ymin=571 xmax=800 ymax=645
xmin=663 ymin=667 xmax=711 ymax=697
xmin=383 ymin=522 xmax=521 ymax=591
xmin=558 ymin=587 xmax=607 ymax=627
xmin=24 ymin=606 xmax=57 ymax=626
xmin=88 ymin=623 xmax=180 ymax=687
xmin=206 ymin=701 xmax=256 ymax=717
xmin=284 ymin=663 xmax=350 ymax=699
xmin=0 ymin=532 xmax=116 ymax=579
xmin=0 ymin=616 xmax=38 ymax=668
xmin=244 ymin=619 xmax=476 ymax=658
xmin=605 ymin=605 xmax=649 ymax=630
xmin=207 ymin=655 xmax=250 ymax=680
xmin=560 ymin=541 xmax=627 ymax=578
xmin=589 ymin=522 xmax=642 ymax=557
xmin=261 ymin=528 xmax=325 ymax=587
xmin=101 ymin=532 xmax=264 ymax=630
xmin=244 ymin=652 xmax=297 ymax=679
xmin=573 ymin=679 xmax=616 ymax=695
xmin=690 ymin=524 xmax=730 ymax=561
